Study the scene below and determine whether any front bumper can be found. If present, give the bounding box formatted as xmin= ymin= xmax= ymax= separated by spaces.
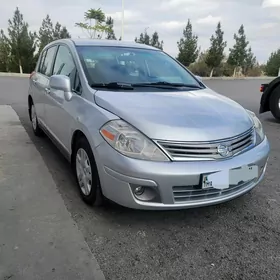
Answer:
xmin=95 ymin=137 xmax=270 ymax=210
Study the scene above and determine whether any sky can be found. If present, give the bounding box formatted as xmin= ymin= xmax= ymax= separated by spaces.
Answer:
xmin=0 ymin=0 xmax=280 ymax=63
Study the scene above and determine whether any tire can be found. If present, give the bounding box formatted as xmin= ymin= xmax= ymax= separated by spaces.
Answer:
xmin=269 ymin=87 xmax=280 ymax=121
xmin=73 ymin=136 xmax=104 ymax=206
xmin=30 ymin=103 xmax=44 ymax=136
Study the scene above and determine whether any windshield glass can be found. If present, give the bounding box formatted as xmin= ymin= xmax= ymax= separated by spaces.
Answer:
xmin=76 ymin=46 xmax=201 ymax=87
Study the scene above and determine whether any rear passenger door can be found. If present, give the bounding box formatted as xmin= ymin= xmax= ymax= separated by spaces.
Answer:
xmin=31 ymin=45 xmax=57 ymax=126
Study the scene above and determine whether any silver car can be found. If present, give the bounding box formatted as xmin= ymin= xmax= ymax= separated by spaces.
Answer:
xmin=28 ymin=39 xmax=270 ymax=210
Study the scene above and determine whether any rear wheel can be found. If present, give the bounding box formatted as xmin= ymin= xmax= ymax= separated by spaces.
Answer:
xmin=73 ymin=137 xmax=104 ymax=206
xmin=30 ymin=103 xmax=43 ymax=136
xmin=269 ymin=86 xmax=280 ymax=121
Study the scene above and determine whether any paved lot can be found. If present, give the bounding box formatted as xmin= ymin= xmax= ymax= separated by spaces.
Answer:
xmin=1 ymin=77 xmax=280 ymax=280
xmin=0 ymin=105 xmax=104 ymax=280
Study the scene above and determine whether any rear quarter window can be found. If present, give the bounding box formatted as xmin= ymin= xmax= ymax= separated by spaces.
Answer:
xmin=37 ymin=51 xmax=47 ymax=73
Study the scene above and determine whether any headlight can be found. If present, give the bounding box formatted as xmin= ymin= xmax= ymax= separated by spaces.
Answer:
xmin=100 ymin=120 xmax=170 ymax=161
xmin=246 ymin=110 xmax=265 ymax=145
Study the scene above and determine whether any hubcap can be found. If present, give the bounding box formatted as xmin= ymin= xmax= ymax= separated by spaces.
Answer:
xmin=76 ymin=148 xmax=92 ymax=196
xmin=278 ymin=98 xmax=280 ymax=110
xmin=31 ymin=105 xmax=37 ymax=130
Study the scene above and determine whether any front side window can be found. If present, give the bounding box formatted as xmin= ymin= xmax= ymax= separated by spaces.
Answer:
xmin=53 ymin=46 xmax=81 ymax=92
xmin=76 ymin=46 xmax=201 ymax=88
xmin=53 ymin=45 xmax=80 ymax=93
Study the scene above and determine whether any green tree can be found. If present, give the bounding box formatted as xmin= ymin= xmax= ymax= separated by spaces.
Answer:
xmin=189 ymin=51 xmax=211 ymax=77
xmin=243 ymin=46 xmax=257 ymax=75
xmin=56 ymin=24 xmax=71 ymax=39
xmin=135 ymin=31 xmax=163 ymax=50
xmin=150 ymin=32 xmax=163 ymax=50
xmin=75 ymin=8 xmax=110 ymax=39
xmin=135 ymin=32 xmax=150 ymax=45
xmin=227 ymin=24 xmax=249 ymax=76
xmin=265 ymin=49 xmax=280 ymax=76
xmin=177 ymin=19 xmax=199 ymax=66
xmin=105 ymin=17 xmax=116 ymax=40
xmin=205 ymin=22 xmax=227 ymax=77
xmin=38 ymin=15 xmax=53 ymax=52
xmin=0 ymin=30 xmax=11 ymax=72
xmin=6 ymin=7 xmax=36 ymax=73
xmin=38 ymin=16 xmax=70 ymax=53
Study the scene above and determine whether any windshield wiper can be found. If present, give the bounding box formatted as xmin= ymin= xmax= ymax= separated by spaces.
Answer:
xmin=91 ymin=82 xmax=134 ymax=90
xmin=133 ymin=81 xmax=202 ymax=89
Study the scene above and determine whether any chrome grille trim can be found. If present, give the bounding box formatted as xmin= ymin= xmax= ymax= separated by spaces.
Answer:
xmin=172 ymin=179 xmax=257 ymax=203
xmin=156 ymin=127 xmax=255 ymax=161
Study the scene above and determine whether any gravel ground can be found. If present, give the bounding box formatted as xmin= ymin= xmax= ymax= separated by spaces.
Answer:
xmin=1 ymin=77 xmax=280 ymax=280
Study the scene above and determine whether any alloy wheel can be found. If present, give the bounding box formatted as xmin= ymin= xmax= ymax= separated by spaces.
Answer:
xmin=31 ymin=105 xmax=37 ymax=131
xmin=76 ymin=148 xmax=93 ymax=196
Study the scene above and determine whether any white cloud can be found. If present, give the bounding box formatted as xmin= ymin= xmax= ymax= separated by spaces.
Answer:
xmin=196 ymin=15 xmax=221 ymax=25
xmin=0 ymin=0 xmax=279 ymax=62
xmin=160 ymin=0 xmax=197 ymax=9
xmin=107 ymin=10 xmax=142 ymax=23
xmin=260 ymin=22 xmax=278 ymax=29
xmin=157 ymin=21 xmax=186 ymax=30
xmin=262 ymin=0 xmax=280 ymax=8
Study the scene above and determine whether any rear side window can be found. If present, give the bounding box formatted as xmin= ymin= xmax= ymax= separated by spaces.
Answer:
xmin=40 ymin=46 xmax=57 ymax=77
xmin=37 ymin=51 xmax=47 ymax=72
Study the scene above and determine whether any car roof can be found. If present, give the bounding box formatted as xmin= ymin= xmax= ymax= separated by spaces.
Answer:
xmin=51 ymin=38 xmax=159 ymax=51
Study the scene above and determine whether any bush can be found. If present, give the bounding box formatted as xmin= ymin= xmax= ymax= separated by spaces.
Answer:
xmin=265 ymin=49 xmax=280 ymax=76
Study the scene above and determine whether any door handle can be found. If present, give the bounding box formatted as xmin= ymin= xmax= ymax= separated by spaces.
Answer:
xmin=45 ymin=88 xmax=50 ymax=94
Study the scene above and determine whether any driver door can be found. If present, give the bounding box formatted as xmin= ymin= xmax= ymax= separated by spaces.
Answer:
xmin=45 ymin=44 xmax=82 ymax=154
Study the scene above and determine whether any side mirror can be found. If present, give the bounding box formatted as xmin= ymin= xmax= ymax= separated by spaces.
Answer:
xmin=49 ymin=75 xmax=73 ymax=101
xmin=195 ymin=75 xmax=202 ymax=82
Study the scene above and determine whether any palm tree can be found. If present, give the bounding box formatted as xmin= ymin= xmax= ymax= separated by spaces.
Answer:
xmin=75 ymin=8 xmax=110 ymax=39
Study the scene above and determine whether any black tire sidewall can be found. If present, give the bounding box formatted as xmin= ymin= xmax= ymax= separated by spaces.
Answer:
xmin=269 ymin=87 xmax=280 ymax=120
xmin=73 ymin=137 xmax=103 ymax=206
xmin=31 ymin=104 xmax=43 ymax=136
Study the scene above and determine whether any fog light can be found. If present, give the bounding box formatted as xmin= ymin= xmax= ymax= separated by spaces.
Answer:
xmin=130 ymin=184 xmax=161 ymax=202
xmin=134 ymin=186 xmax=144 ymax=196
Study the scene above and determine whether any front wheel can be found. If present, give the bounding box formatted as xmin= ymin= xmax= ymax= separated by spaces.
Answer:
xmin=269 ymin=87 xmax=280 ymax=120
xmin=73 ymin=137 xmax=104 ymax=206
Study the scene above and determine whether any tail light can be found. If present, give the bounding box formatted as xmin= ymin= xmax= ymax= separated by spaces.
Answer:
xmin=260 ymin=85 xmax=264 ymax=92
xmin=29 ymin=71 xmax=35 ymax=79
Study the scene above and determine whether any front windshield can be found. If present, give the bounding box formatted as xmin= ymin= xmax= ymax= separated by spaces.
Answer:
xmin=76 ymin=45 xmax=201 ymax=87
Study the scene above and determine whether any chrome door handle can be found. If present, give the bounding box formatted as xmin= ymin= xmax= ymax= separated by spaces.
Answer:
xmin=45 ymin=88 xmax=50 ymax=94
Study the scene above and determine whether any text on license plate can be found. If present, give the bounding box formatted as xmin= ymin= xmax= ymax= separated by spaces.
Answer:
xmin=202 ymin=165 xmax=259 ymax=190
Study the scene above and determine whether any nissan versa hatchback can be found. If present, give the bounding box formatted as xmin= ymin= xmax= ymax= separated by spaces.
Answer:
xmin=28 ymin=39 xmax=270 ymax=210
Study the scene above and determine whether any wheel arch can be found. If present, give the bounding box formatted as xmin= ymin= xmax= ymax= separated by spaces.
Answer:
xmin=71 ymin=130 xmax=87 ymax=161
xmin=70 ymin=129 xmax=100 ymax=163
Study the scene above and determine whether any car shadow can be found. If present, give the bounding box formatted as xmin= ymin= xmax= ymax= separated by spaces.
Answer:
xmin=265 ymin=117 xmax=280 ymax=124
xmin=259 ymin=112 xmax=280 ymax=124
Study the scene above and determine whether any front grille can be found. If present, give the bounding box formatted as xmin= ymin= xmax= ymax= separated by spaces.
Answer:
xmin=173 ymin=179 xmax=256 ymax=203
xmin=156 ymin=127 xmax=255 ymax=161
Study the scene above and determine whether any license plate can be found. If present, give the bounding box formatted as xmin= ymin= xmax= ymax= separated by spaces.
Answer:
xmin=202 ymin=165 xmax=259 ymax=190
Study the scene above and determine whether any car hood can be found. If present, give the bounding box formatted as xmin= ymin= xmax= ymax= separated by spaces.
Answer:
xmin=94 ymin=88 xmax=253 ymax=142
